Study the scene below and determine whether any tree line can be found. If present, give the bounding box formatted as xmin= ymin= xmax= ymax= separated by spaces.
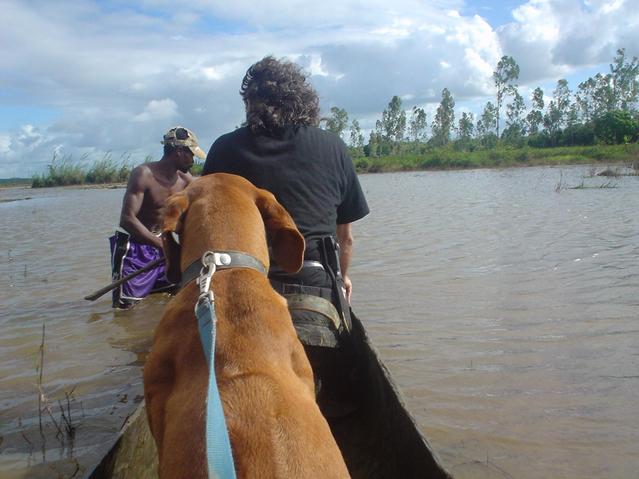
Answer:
xmin=323 ymin=48 xmax=639 ymax=157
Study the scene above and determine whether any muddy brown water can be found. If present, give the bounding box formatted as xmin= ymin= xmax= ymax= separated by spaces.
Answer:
xmin=1 ymin=166 xmax=638 ymax=478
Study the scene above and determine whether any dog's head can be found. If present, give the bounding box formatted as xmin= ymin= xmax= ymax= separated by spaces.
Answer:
xmin=161 ymin=173 xmax=305 ymax=284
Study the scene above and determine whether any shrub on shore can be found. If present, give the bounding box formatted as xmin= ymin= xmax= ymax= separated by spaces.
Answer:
xmin=354 ymin=143 xmax=639 ymax=174
xmin=85 ymin=154 xmax=131 ymax=184
xmin=32 ymin=153 xmax=133 ymax=188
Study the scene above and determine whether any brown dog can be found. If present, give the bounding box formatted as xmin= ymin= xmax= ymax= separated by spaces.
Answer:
xmin=143 ymin=173 xmax=350 ymax=478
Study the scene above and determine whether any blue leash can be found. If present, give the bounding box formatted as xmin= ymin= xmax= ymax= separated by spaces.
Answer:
xmin=195 ymin=256 xmax=237 ymax=479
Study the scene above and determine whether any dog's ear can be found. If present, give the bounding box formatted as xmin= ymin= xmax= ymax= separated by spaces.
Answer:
xmin=162 ymin=191 xmax=191 ymax=284
xmin=255 ymin=190 xmax=305 ymax=273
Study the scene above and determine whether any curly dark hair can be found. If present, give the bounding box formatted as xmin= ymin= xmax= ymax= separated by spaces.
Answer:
xmin=240 ymin=56 xmax=320 ymax=135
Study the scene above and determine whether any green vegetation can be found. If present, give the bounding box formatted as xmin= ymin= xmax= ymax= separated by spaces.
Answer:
xmin=30 ymin=152 xmax=206 ymax=188
xmin=352 ymin=144 xmax=639 ymax=174
xmin=32 ymin=152 xmax=134 ymax=188
xmin=323 ymin=48 xmax=639 ymax=174
xmin=191 ymin=162 xmax=204 ymax=176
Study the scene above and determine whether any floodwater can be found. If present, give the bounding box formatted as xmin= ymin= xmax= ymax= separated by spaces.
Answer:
xmin=1 ymin=165 xmax=638 ymax=478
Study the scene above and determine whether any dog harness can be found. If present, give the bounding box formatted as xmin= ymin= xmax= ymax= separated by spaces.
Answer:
xmin=183 ymin=250 xmax=268 ymax=479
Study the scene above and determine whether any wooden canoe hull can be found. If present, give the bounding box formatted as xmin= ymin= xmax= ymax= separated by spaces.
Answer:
xmin=87 ymin=402 xmax=158 ymax=479
xmin=87 ymin=312 xmax=451 ymax=478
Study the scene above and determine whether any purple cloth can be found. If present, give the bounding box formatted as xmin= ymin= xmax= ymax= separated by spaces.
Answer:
xmin=110 ymin=230 xmax=172 ymax=307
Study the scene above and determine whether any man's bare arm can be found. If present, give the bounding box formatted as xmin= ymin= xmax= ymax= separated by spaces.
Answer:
xmin=336 ymin=223 xmax=354 ymax=303
xmin=119 ymin=167 xmax=163 ymax=249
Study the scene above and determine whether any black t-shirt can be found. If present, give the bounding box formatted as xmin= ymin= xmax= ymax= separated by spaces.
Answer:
xmin=203 ymin=126 xmax=369 ymax=242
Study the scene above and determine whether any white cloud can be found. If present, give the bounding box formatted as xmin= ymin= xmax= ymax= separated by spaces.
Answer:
xmin=308 ymin=55 xmax=330 ymax=77
xmin=133 ymin=99 xmax=179 ymax=122
xmin=599 ymin=0 xmax=624 ymax=14
xmin=371 ymin=18 xmax=414 ymax=38
xmin=499 ymin=0 xmax=639 ymax=82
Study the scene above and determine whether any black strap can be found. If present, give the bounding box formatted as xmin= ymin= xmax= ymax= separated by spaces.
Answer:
xmin=269 ymin=260 xmax=324 ymax=275
xmin=319 ymin=236 xmax=352 ymax=333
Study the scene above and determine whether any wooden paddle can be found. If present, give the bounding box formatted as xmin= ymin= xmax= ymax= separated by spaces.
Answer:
xmin=84 ymin=257 xmax=165 ymax=301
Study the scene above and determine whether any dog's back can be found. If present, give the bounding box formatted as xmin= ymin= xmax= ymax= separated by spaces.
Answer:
xmin=144 ymin=174 xmax=350 ymax=478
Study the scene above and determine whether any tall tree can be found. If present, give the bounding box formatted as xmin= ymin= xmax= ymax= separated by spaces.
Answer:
xmin=543 ymin=100 xmax=563 ymax=145
xmin=475 ymin=119 xmax=485 ymax=138
xmin=324 ymin=106 xmax=349 ymax=139
xmin=349 ymin=119 xmax=364 ymax=154
xmin=566 ymin=103 xmax=580 ymax=128
xmin=478 ymin=101 xmax=498 ymax=147
xmin=457 ymin=112 xmax=475 ymax=150
xmin=576 ymin=76 xmax=611 ymax=122
xmin=576 ymin=64 xmax=630 ymax=121
xmin=492 ymin=55 xmax=520 ymax=139
xmin=381 ymin=96 xmax=407 ymax=150
xmin=505 ymin=90 xmax=526 ymax=136
xmin=553 ymin=79 xmax=572 ymax=129
xmin=408 ymin=106 xmax=428 ymax=142
xmin=366 ymin=131 xmax=380 ymax=157
xmin=458 ymin=112 xmax=475 ymax=140
xmin=526 ymin=87 xmax=545 ymax=134
xmin=374 ymin=119 xmax=388 ymax=156
xmin=609 ymin=48 xmax=639 ymax=111
xmin=431 ymin=88 xmax=455 ymax=146
xmin=479 ymin=101 xmax=498 ymax=137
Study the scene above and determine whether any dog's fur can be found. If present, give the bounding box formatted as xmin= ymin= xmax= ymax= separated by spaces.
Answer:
xmin=143 ymin=173 xmax=350 ymax=478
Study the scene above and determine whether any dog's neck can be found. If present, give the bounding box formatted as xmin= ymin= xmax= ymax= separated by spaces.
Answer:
xmin=179 ymin=249 xmax=268 ymax=290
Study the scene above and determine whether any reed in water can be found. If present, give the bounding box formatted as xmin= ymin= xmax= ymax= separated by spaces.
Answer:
xmin=31 ymin=152 xmax=134 ymax=188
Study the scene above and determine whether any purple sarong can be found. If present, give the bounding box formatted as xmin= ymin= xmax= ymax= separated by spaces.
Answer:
xmin=109 ymin=229 xmax=173 ymax=308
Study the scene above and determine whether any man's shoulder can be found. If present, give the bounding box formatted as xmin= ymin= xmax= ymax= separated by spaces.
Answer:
xmin=294 ymin=127 xmax=349 ymax=164
xmin=205 ymin=128 xmax=249 ymax=173
xmin=214 ymin=127 xmax=249 ymax=145
xmin=126 ymin=163 xmax=155 ymax=189
xmin=298 ymin=126 xmax=345 ymax=146
xmin=131 ymin=162 xmax=156 ymax=175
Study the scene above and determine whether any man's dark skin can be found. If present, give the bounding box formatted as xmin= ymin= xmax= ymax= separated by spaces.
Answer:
xmin=119 ymin=147 xmax=194 ymax=249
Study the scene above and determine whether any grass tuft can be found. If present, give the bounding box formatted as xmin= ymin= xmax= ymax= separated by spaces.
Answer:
xmin=32 ymin=152 xmax=133 ymax=188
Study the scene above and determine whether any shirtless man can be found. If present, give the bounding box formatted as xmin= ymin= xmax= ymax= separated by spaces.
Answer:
xmin=110 ymin=126 xmax=205 ymax=309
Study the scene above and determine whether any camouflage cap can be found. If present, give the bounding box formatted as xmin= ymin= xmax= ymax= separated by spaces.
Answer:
xmin=161 ymin=126 xmax=206 ymax=159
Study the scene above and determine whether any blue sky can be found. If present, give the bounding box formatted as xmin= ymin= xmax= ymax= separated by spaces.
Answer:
xmin=1 ymin=0 xmax=637 ymax=178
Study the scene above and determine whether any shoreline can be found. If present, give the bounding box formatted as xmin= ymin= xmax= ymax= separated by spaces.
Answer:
xmin=6 ymin=143 xmax=638 ymax=188
xmin=6 ymin=161 xmax=635 ymax=189
xmin=0 ymin=182 xmax=127 ymax=190
xmin=352 ymin=144 xmax=639 ymax=175
xmin=356 ymin=157 xmax=636 ymax=175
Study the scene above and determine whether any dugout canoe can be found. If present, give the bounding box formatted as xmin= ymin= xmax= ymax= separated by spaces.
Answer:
xmin=87 ymin=312 xmax=452 ymax=479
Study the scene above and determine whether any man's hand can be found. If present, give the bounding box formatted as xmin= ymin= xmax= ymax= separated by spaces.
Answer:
xmin=336 ymin=223 xmax=354 ymax=303
xmin=343 ymin=274 xmax=353 ymax=304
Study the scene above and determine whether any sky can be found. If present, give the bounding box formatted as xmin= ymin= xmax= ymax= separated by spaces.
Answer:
xmin=1 ymin=0 xmax=637 ymax=178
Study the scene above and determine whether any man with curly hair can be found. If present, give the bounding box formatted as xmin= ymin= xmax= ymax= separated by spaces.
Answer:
xmin=202 ymin=56 xmax=369 ymax=423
